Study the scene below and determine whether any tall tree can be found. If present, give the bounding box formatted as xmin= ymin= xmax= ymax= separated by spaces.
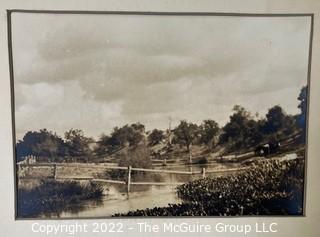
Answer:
xmin=131 ymin=123 xmax=145 ymax=133
xmin=96 ymin=123 xmax=145 ymax=155
xmin=110 ymin=124 xmax=144 ymax=147
xmin=16 ymin=129 xmax=66 ymax=162
xmin=220 ymin=106 xmax=252 ymax=144
xmin=148 ymin=129 xmax=165 ymax=146
xmin=264 ymin=105 xmax=287 ymax=134
xmin=94 ymin=134 xmax=112 ymax=155
xmin=296 ymin=85 xmax=308 ymax=143
xmin=200 ymin=120 xmax=220 ymax=150
xmin=173 ymin=120 xmax=199 ymax=152
xmin=220 ymin=105 xmax=263 ymax=149
xmin=297 ymin=85 xmax=308 ymax=129
xmin=64 ymin=129 xmax=93 ymax=157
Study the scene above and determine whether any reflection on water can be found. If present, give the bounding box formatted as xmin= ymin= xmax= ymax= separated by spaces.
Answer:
xmin=42 ymin=162 xmax=240 ymax=218
xmin=58 ymin=185 xmax=180 ymax=218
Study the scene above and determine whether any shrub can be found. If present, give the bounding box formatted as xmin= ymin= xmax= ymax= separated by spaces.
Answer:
xmin=114 ymin=158 xmax=304 ymax=216
xmin=17 ymin=180 xmax=103 ymax=217
xmin=106 ymin=144 xmax=158 ymax=182
xmin=176 ymin=158 xmax=304 ymax=215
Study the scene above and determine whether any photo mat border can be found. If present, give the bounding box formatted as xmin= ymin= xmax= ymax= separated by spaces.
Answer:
xmin=7 ymin=9 xmax=314 ymax=220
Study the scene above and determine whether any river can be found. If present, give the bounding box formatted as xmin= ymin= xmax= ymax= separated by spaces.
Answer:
xmin=37 ymin=153 xmax=299 ymax=218
xmin=41 ymin=161 xmax=241 ymax=218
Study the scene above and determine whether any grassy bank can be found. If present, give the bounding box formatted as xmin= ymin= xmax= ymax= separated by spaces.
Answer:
xmin=114 ymin=158 xmax=304 ymax=216
xmin=17 ymin=180 xmax=103 ymax=218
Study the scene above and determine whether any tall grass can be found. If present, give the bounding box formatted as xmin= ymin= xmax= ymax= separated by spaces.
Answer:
xmin=17 ymin=180 xmax=103 ymax=218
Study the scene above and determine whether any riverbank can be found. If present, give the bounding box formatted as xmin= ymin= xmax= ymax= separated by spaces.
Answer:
xmin=114 ymin=157 xmax=304 ymax=216
xmin=17 ymin=180 xmax=103 ymax=218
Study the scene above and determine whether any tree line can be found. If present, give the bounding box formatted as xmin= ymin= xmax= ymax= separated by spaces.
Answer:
xmin=16 ymin=86 xmax=307 ymax=162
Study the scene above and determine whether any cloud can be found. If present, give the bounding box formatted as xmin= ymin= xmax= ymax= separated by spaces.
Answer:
xmin=15 ymin=81 xmax=123 ymax=139
xmin=11 ymin=13 xmax=311 ymax=138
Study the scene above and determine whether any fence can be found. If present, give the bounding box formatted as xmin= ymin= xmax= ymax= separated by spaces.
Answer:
xmin=17 ymin=163 xmax=249 ymax=196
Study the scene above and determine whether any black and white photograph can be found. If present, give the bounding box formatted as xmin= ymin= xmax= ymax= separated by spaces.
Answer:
xmin=9 ymin=11 xmax=312 ymax=218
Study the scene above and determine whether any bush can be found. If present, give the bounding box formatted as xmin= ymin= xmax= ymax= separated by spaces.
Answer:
xmin=114 ymin=158 xmax=304 ymax=216
xmin=17 ymin=180 xmax=103 ymax=218
xmin=106 ymin=144 xmax=157 ymax=182
xmin=178 ymin=158 xmax=304 ymax=215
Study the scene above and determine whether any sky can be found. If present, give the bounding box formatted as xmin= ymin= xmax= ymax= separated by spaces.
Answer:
xmin=11 ymin=13 xmax=311 ymax=140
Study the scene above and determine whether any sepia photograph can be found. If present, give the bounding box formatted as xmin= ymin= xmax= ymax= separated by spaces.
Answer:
xmin=9 ymin=11 xmax=312 ymax=218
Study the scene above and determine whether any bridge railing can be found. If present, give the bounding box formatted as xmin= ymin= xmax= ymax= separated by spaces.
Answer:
xmin=17 ymin=163 xmax=250 ymax=195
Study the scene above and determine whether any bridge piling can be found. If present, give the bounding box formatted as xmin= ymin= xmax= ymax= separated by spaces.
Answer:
xmin=127 ymin=165 xmax=132 ymax=197
xmin=202 ymin=168 xmax=206 ymax=178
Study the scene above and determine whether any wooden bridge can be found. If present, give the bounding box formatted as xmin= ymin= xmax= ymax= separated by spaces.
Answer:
xmin=17 ymin=162 xmax=250 ymax=194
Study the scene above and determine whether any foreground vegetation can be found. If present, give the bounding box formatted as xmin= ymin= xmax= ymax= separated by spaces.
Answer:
xmin=17 ymin=180 xmax=103 ymax=217
xmin=114 ymin=158 xmax=304 ymax=216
